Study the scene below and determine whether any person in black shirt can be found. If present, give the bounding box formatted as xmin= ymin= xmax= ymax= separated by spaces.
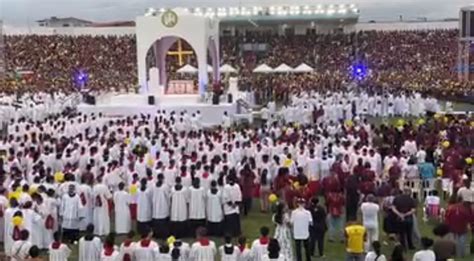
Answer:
xmin=308 ymin=197 xmax=327 ymax=257
xmin=392 ymin=188 xmax=417 ymax=250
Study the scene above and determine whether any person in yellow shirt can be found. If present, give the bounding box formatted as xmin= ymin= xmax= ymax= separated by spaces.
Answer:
xmin=345 ymin=220 xmax=366 ymax=261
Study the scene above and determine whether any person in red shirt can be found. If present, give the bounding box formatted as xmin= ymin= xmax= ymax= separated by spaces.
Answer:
xmin=326 ymin=192 xmax=344 ymax=242
xmin=388 ymin=162 xmax=401 ymax=189
xmin=322 ymin=172 xmax=341 ymax=198
xmin=240 ymin=164 xmax=256 ymax=216
xmin=360 ymin=162 xmax=376 ymax=196
xmin=445 ymin=198 xmax=471 ymax=258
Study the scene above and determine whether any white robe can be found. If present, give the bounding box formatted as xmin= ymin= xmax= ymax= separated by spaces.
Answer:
xmin=0 ymin=195 xmax=8 ymax=242
xmin=48 ymin=243 xmax=72 ymax=261
xmin=3 ymin=207 xmax=17 ymax=256
xmin=250 ymin=240 xmax=269 ymax=261
xmin=77 ymin=184 xmax=94 ymax=231
xmin=60 ymin=194 xmax=83 ymax=230
xmin=136 ymin=188 xmax=152 ymax=222
xmin=133 ymin=240 xmax=159 ymax=261
xmin=113 ymin=190 xmax=132 ymax=234
xmin=93 ymin=184 xmax=112 ymax=236
xmin=222 ymin=184 xmax=242 ymax=215
xmin=219 ymin=245 xmax=240 ymax=261
xmin=101 ymin=248 xmax=120 ymax=261
xmin=151 ymin=184 xmax=170 ymax=219
xmin=189 ymin=186 xmax=206 ymax=220
xmin=190 ymin=241 xmax=217 ymax=261
xmin=11 ymin=240 xmax=33 ymax=261
xmin=206 ymin=190 xmax=223 ymax=223
xmin=22 ymin=208 xmax=42 ymax=245
xmin=78 ymin=236 xmax=102 ymax=261
xmin=170 ymin=187 xmax=189 ymax=222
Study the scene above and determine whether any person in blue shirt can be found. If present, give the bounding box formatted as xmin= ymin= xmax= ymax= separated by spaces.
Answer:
xmin=419 ymin=161 xmax=435 ymax=180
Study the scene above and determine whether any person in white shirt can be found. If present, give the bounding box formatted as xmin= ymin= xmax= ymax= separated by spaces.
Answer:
xmin=222 ymin=176 xmax=242 ymax=237
xmin=364 ymin=241 xmax=387 ymax=261
xmin=290 ymin=198 xmax=313 ymax=261
xmin=11 ymin=230 xmax=33 ymax=261
xmin=250 ymin=226 xmax=271 ymax=261
xmin=360 ymin=195 xmax=380 ymax=251
xmin=412 ymin=237 xmax=436 ymax=261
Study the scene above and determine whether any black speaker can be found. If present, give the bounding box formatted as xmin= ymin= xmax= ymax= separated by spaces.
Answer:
xmin=148 ymin=96 xmax=155 ymax=105
xmin=85 ymin=95 xmax=96 ymax=105
xmin=227 ymin=93 xmax=233 ymax=103
xmin=212 ymin=94 xmax=219 ymax=105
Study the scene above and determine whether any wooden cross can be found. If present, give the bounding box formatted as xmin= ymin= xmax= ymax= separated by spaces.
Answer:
xmin=167 ymin=39 xmax=193 ymax=66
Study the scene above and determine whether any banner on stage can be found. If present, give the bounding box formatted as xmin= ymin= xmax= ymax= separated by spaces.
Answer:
xmin=167 ymin=80 xmax=197 ymax=95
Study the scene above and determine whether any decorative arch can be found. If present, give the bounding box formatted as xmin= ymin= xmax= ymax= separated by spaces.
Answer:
xmin=136 ymin=10 xmax=220 ymax=97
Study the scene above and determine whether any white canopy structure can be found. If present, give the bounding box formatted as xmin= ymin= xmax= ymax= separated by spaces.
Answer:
xmin=273 ymin=63 xmax=294 ymax=73
xmin=253 ymin=64 xmax=273 ymax=73
xmin=207 ymin=64 xmax=214 ymax=73
xmin=177 ymin=64 xmax=198 ymax=74
xmin=220 ymin=64 xmax=237 ymax=73
xmin=293 ymin=63 xmax=314 ymax=73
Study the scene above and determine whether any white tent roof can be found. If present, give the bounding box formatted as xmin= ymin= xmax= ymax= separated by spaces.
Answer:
xmin=220 ymin=64 xmax=237 ymax=73
xmin=207 ymin=64 xmax=214 ymax=73
xmin=252 ymin=64 xmax=273 ymax=73
xmin=293 ymin=63 xmax=314 ymax=73
xmin=177 ymin=64 xmax=198 ymax=74
xmin=273 ymin=63 xmax=294 ymax=73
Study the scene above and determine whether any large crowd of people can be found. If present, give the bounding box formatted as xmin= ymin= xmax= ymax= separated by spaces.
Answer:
xmin=0 ymin=97 xmax=471 ymax=260
xmin=4 ymin=29 xmax=473 ymax=100
xmin=1 ymin=24 xmax=474 ymax=261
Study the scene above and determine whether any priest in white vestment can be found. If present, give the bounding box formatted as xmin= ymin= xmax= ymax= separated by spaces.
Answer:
xmin=60 ymin=185 xmax=83 ymax=242
xmin=151 ymin=174 xmax=170 ymax=239
xmin=222 ymin=177 xmax=242 ymax=237
xmin=136 ymin=179 xmax=153 ymax=235
xmin=206 ymin=180 xmax=224 ymax=236
xmin=92 ymin=180 xmax=112 ymax=236
xmin=189 ymin=178 xmax=207 ymax=234
xmin=170 ymin=176 xmax=189 ymax=238
xmin=113 ymin=182 xmax=132 ymax=234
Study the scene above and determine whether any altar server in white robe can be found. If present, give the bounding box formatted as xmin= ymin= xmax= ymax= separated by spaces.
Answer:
xmin=101 ymin=234 xmax=120 ymax=261
xmin=42 ymin=190 xmax=59 ymax=248
xmin=170 ymin=176 xmax=189 ymax=238
xmin=4 ymin=198 xmax=20 ymax=257
xmin=78 ymin=224 xmax=102 ymax=261
xmin=48 ymin=231 xmax=72 ymax=261
xmin=92 ymin=177 xmax=112 ymax=236
xmin=78 ymin=176 xmax=94 ymax=231
xmin=151 ymin=174 xmax=170 ymax=239
xmin=113 ymin=182 xmax=132 ymax=234
xmin=219 ymin=235 xmax=240 ymax=261
xmin=189 ymin=178 xmax=207 ymax=234
xmin=206 ymin=180 xmax=223 ymax=236
xmin=222 ymin=176 xmax=242 ymax=237
xmin=250 ymin=226 xmax=271 ymax=261
xmin=136 ymin=178 xmax=153 ymax=235
xmin=11 ymin=229 xmax=33 ymax=261
xmin=21 ymin=201 xmax=42 ymax=246
xmin=170 ymin=239 xmax=191 ymax=261
xmin=119 ymin=231 xmax=136 ymax=261
xmin=133 ymin=228 xmax=159 ymax=261
xmin=190 ymin=227 xmax=216 ymax=261
xmin=0 ymin=188 xmax=8 ymax=242
xmin=60 ymin=185 xmax=83 ymax=243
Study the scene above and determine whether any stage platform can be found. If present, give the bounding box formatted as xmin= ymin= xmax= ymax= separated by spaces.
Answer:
xmin=77 ymin=93 xmax=236 ymax=127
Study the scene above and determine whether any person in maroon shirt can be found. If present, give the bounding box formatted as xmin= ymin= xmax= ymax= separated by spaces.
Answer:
xmin=445 ymin=198 xmax=471 ymax=257
xmin=360 ymin=162 xmax=376 ymax=196
xmin=321 ymin=172 xmax=341 ymax=198
xmin=326 ymin=192 xmax=344 ymax=242
xmin=239 ymin=164 xmax=256 ymax=216
xmin=388 ymin=162 xmax=402 ymax=189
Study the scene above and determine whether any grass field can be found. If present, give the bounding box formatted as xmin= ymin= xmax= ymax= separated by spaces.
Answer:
xmin=14 ymin=198 xmax=470 ymax=261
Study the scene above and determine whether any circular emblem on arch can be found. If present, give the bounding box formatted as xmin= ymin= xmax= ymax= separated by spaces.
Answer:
xmin=161 ymin=10 xmax=178 ymax=28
